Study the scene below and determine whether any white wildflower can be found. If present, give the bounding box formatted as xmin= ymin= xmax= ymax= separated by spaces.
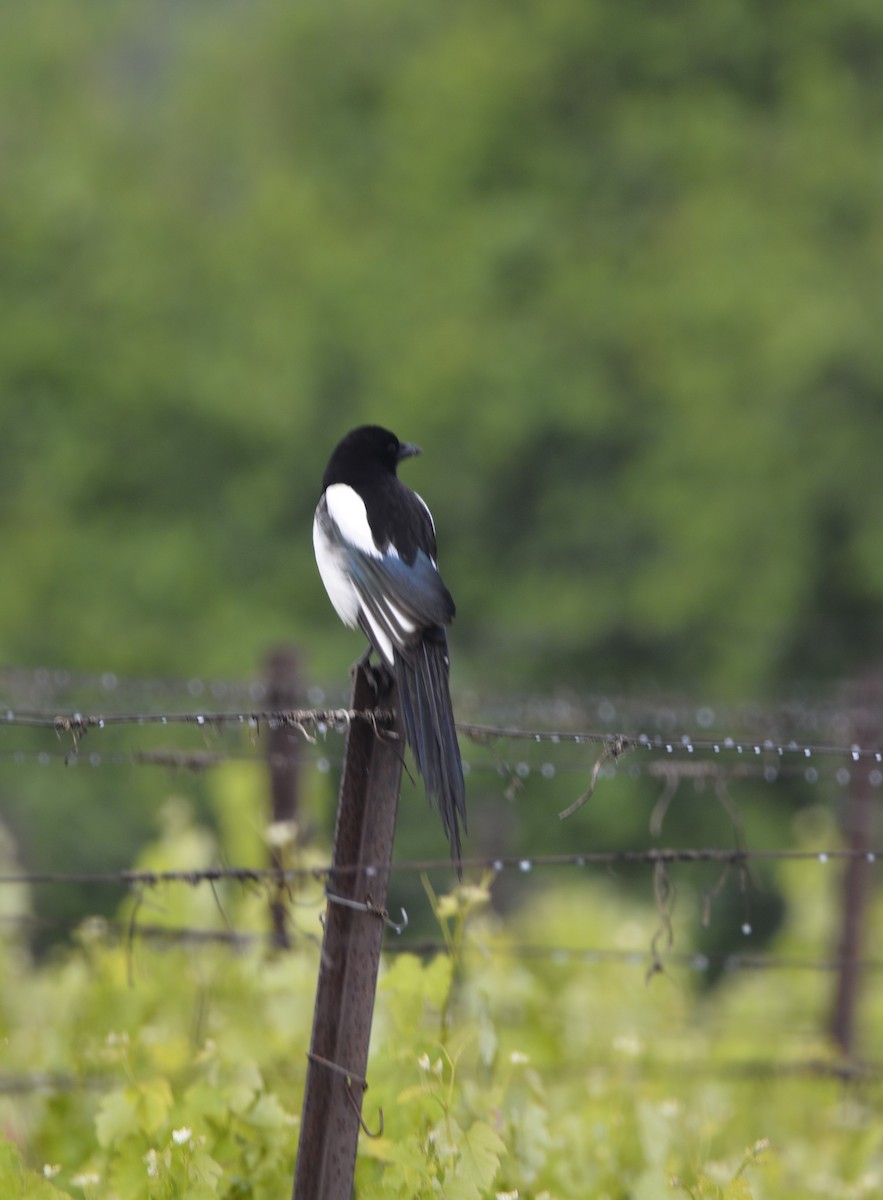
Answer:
xmin=43 ymin=1164 xmax=61 ymax=1179
xmin=71 ymin=1172 xmax=101 ymax=1188
xmin=172 ymin=1126 xmax=192 ymax=1146
xmin=264 ymin=820 xmax=299 ymax=848
xmin=144 ymin=1149 xmax=159 ymax=1178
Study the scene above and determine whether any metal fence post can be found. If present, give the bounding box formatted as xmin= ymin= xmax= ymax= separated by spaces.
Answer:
xmin=292 ymin=663 xmax=403 ymax=1200
xmin=265 ymin=647 xmax=302 ymax=950
xmin=829 ymin=673 xmax=880 ymax=1054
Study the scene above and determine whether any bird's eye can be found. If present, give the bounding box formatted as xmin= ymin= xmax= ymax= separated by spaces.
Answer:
xmin=388 ymin=440 xmax=398 ymax=456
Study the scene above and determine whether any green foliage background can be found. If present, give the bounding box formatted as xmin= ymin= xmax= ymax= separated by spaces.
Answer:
xmin=2 ymin=0 xmax=882 ymax=692
xmin=2 ymin=3 xmax=883 ymax=1194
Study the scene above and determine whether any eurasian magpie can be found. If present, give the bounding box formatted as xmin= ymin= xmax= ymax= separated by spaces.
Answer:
xmin=313 ymin=425 xmax=466 ymax=870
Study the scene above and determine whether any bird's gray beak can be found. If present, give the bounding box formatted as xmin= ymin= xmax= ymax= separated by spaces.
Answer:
xmin=397 ymin=441 xmax=422 ymax=462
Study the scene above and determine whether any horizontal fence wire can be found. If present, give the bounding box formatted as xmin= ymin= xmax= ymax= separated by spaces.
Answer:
xmin=2 ymin=705 xmax=882 ymax=761
xmin=1 ymin=1057 xmax=879 ymax=1099
xmin=0 ymin=846 xmax=877 ymax=889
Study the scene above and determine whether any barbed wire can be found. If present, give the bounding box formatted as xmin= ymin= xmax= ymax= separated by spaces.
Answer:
xmin=0 ymin=706 xmax=390 ymax=737
xmin=0 ymin=845 xmax=876 ymax=890
xmin=460 ymin=721 xmax=883 ymax=761
xmin=2 ymin=706 xmax=881 ymax=764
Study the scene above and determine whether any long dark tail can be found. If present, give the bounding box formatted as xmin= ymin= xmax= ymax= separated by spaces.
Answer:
xmin=393 ymin=628 xmax=466 ymax=874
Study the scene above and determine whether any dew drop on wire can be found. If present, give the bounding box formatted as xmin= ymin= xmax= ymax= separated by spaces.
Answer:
xmin=836 ymin=768 xmax=850 ymax=786
xmin=870 ymin=770 xmax=883 ymax=788
xmin=818 ymin=853 xmax=828 ymax=864
xmin=741 ymin=922 xmax=752 ymax=936
xmin=867 ymin=852 xmax=876 ymax=864
xmin=518 ymin=859 xmax=532 ymax=873
xmin=196 ymin=715 xmax=205 ymax=726
xmin=492 ymin=859 xmax=504 ymax=872
xmin=805 ymin=767 xmax=818 ymax=784
xmin=541 ymin=762 xmax=555 ymax=779
xmin=98 ymin=719 xmax=105 ymax=729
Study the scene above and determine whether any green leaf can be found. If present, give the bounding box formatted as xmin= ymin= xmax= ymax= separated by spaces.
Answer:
xmin=95 ymin=1088 xmax=140 ymax=1149
xmin=456 ymin=1120 xmax=506 ymax=1195
xmin=246 ymin=1092 xmax=288 ymax=1131
xmin=136 ymin=1077 xmax=174 ymax=1135
xmin=188 ymin=1149 xmax=224 ymax=1194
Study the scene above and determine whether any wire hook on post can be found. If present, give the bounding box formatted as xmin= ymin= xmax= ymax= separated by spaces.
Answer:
xmin=304 ymin=1052 xmax=384 ymax=1139
xmin=345 ymin=1081 xmax=384 ymax=1139
xmin=324 ymin=889 xmax=409 ymax=935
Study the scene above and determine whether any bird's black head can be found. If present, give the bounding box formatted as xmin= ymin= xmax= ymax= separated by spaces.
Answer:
xmin=322 ymin=425 xmax=421 ymax=487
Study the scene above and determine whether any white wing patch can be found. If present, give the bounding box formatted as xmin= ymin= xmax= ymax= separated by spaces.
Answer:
xmin=313 ymin=506 xmax=360 ymax=627
xmin=413 ymin=490 xmax=438 ymax=565
xmin=324 ymin=484 xmax=384 ymax=557
xmin=315 ymin=485 xmax=438 ymax=668
xmin=360 ymin=607 xmax=395 ymax=666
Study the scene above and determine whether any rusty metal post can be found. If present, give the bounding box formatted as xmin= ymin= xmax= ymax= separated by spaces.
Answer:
xmin=292 ymin=664 xmax=402 ymax=1200
xmin=266 ymin=647 xmax=302 ymax=950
